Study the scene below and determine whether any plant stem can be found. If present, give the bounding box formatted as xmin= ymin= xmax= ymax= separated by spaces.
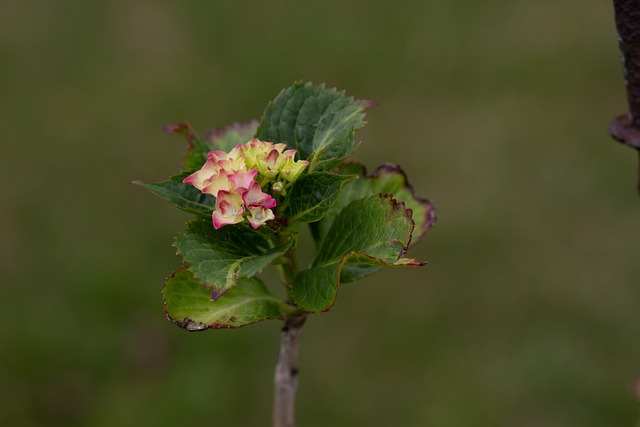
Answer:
xmin=275 ymin=231 xmax=300 ymax=299
xmin=273 ymin=313 xmax=306 ymax=427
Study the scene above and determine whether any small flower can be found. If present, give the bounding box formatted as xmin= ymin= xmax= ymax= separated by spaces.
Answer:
xmin=182 ymin=137 xmax=309 ymax=229
xmin=242 ymin=139 xmax=267 ymax=170
xmin=247 ymin=206 xmax=275 ymax=229
xmin=255 ymin=148 xmax=285 ymax=179
xmin=280 ymin=156 xmax=309 ymax=182
xmin=182 ymin=157 xmax=219 ymax=190
xmin=272 ymin=181 xmax=284 ymax=193
xmin=243 ymin=181 xmax=276 ymax=209
xmin=201 ymin=173 xmax=233 ymax=196
xmin=212 ymin=191 xmax=245 ymax=229
xmin=243 ymin=139 xmax=287 ymax=170
xmin=228 ymin=169 xmax=259 ymax=191
xmin=208 ymin=148 xmax=246 ymax=173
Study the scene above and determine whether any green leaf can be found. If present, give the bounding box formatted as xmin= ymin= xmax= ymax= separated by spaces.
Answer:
xmin=311 ymin=163 xmax=436 ymax=249
xmin=163 ymin=268 xmax=286 ymax=330
xmin=285 ymin=172 xmax=356 ymax=223
xmin=133 ymin=172 xmax=215 ymax=217
xmin=313 ymin=195 xmax=413 ymax=265
xmin=175 ymin=219 xmax=293 ymax=298
xmin=256 ymin=82 xmax=374 ymax=171
xmin=292 ymin=195 xmax=423 ymax=313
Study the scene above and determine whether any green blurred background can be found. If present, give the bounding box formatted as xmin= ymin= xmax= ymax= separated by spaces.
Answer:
xmin=2 ymin=0 xmax=639 ymax=426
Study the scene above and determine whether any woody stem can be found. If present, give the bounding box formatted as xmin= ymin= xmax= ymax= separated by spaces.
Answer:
xmin=273 ymin=313 xmax=306 ymax=427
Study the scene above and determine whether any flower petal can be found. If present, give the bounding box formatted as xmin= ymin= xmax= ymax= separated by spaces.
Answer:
xmin=280 ymin=158 xmax=309 ymax=182
xmin=182 ymin=157 xmax=219 ymax=190
xmin=242 ymin=182 xmax=277 ymax=209
xmin=202 ymin=173 xmax=232 ymax=196
xmin=247 ymin=206 xmax=275 ymax=229
xmin=212 ymin=191 xmax=245 ymax=229
xmin=228 ymin=169 xmax=258 ymax=191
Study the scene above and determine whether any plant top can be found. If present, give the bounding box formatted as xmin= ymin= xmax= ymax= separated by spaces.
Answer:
xmin=136 ymin=82 xmax=436 ymax=328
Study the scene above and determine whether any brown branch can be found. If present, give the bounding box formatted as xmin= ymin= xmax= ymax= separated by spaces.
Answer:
xmin=610 ymin=0 xmax=640 ymax=193
xmin=273 ymin=314 xmax=306 ymax=427
xmin=613 ymin=0 xmax=640 ymax=125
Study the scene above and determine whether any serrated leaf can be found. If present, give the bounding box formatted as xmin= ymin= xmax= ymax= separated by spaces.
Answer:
xmin=256 ymin=82 xmax=374 ymax=171
xmin=285 ymin=172 xmax=356 ymax=223
xmin=133 ymin=172 xmax=215 ymax=217
xmin=310 ymin=163 xmax=436 ymax=282
xmin=312 ymin=163 xmax=436 ymax=249
xmin=163 ymin=268 xmax=286 ymax=330
xmin=292 ymin=195 xmax=423 ymax=313
xmin=175 ymin=219 xmax=292 ymax=298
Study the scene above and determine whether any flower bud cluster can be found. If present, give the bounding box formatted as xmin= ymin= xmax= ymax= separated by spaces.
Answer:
xmin=183 ymin=138 xmax=309 ymax=229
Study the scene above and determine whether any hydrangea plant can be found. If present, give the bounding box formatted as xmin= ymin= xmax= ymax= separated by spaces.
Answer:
xmin=136 ymin=82 xmax=436 ymax=426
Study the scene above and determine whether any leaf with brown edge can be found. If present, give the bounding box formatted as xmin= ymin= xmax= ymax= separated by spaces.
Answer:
xmin=292 ymin=195 xmax=423 ymax=313
xmin=311 ymin=162 xmax=436 ymax=249
xmin=163 ymin=268 xmax=287 ymax=331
